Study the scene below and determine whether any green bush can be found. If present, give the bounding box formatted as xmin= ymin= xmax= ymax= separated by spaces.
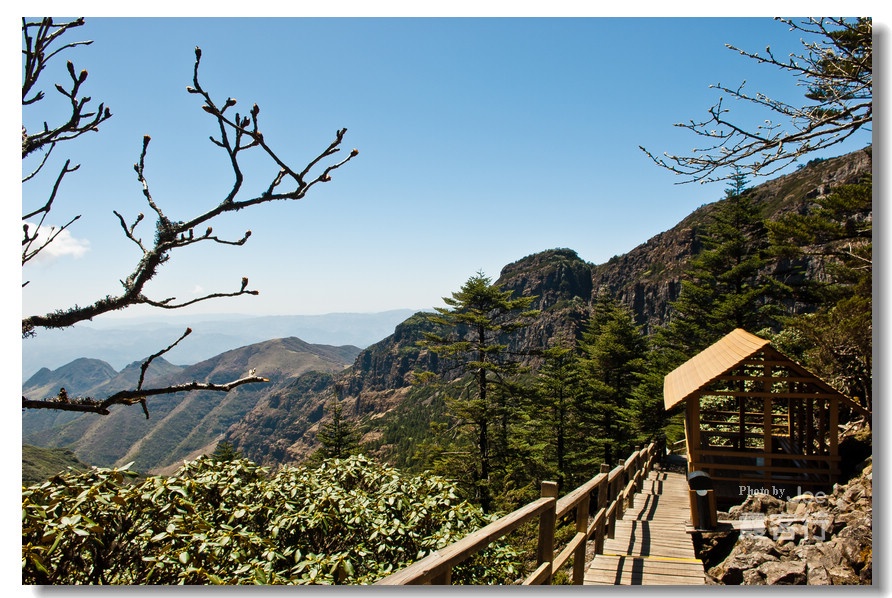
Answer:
xmin=22 ymin=455 xmax=521 ymax=585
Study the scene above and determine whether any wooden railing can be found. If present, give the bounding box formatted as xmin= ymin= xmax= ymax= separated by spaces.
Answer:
xmin=374 ymin=442 xmax=658 ymax=586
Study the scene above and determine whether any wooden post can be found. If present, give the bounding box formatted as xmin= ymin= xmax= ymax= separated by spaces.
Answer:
xmin=763 ymin=396 xmax=773 ymax=483
xmin=431 ymin=569 xmax=452 ymax=585
xmin=607 ymin=469 xmax=619 ymax=537
xmin=595 ymin=463 xmax=609 ymax=553
xmin=616 ymin=465 xmax=626 ymax=521
xmin=687 ymin=396 xmax=702 ymax=473
xmin=536 ymin=481 xmax=558 ymax=585
xmin=829 ymin=396 xmax=839 ymax=480
xmin=573 ymin=490 xmax=590 ymax=584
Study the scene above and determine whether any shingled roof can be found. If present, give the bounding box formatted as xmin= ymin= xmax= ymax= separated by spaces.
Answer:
xmin=663 ymin=328 xmax=771 ymax=410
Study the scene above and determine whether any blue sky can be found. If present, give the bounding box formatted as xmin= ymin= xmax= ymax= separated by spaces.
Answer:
xmin=20 ymin=12 xmax=878 ymax=320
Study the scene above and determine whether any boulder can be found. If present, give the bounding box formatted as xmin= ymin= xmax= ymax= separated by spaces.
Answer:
xmin=758 ymin=560 xmax=807 ymax=585
xmin=742 ymin=569 xmax=766 ymax=585
xmin=793 ymin=542 xmax=844 ymax=571
xmin=828 ymin=564 xmax=861 ymax=585
xmin=807 ymin=565 xmax=831 ymax=585
xmin=708 ymin=535 xmax=779 ymax=585
xmin=835 ymin=524 xmax=872 ymax=572
xmin=728 ymin=493 xmax=788 ymax=517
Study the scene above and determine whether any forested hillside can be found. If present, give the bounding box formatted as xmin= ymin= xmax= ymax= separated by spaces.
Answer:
xmin=25 ymin=148 xmax=870 ymax=482
xmin=225 ymin=148 xmax=871 ymax=486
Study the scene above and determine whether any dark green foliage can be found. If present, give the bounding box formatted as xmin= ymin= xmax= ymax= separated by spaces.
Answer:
xmin=573 ymin=292 xmax=648 ymax=471
xmin=22 ymin=455 xmax=522 ymax=585
xmin=660 ymin=170 xmax=785 ymax=356
xmin=309 ymin=398 xmax=362 ymax=463
xmin=768 ymin=174 xmax=873 ymax=413
xmin=209 ymin=440 xmax=241 ymax=463
xmin=420 ymin=272 xmax=539 ymax=512
xmin=530 ymin=341 xmax=581 ymax=489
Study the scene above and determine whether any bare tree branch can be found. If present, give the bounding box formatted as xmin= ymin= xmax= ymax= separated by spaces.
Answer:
xmin=21 ymin=20 xmax=356 ymax=416
xmin=22 ymin=18 xmax=112 ymax=160
xmin=640 ymin=18 xmax=871 ymax=184
xmin=22 ymin=375 xmax=270 ymax=418
xmin=22 ymin=43 xmax=358 ymax=337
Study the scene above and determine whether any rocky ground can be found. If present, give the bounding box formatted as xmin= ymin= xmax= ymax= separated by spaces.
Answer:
xmin=701 ymin=456 xmax=872 ymax=585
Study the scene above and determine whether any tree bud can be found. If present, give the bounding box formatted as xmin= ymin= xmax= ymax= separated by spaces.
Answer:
xmin=351 ymin=148 xmax=359 ymax=157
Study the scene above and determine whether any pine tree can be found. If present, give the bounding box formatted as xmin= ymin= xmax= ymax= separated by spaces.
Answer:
xmin=210 ymin=440 xmax=242 ymax=462
xmin=315 ymin=398 xmax=361 ymax=459
xmin=662 ymin=169 xmax=783 ymax=356
xmin=420 ymin=272 xmax=539 ymax=512
xmin=574 ymin=292 xmax=648 ymax=472
xmin=768 ymin=172 xmax=872 ymax=413
xmin=531 ymin=340 xmax=582 ymax=488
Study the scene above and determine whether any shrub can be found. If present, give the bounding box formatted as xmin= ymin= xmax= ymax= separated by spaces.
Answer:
xmin=22 ymin=455 xmax=521 ymax=585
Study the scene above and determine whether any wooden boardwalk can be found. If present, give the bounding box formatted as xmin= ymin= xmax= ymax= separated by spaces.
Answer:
xmin=584 ymin=470 xmax=705 ymax=585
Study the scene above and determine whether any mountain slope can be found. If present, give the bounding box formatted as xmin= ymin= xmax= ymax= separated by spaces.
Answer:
xmin=22 ymin=444 xmax=89 ymax=487
xmin=24 ymin=338 xmax=360 ymax=472
xmin=225 ymin=148 xmax=872 ymax=466
xmin=22 ymin=309 xmax=416 ymax=378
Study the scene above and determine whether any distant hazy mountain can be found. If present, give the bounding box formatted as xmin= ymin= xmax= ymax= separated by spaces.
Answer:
xmin=21 ymin=309 xmax=417 ymax=380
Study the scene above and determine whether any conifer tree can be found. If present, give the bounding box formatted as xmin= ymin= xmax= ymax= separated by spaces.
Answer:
xmin=532 ymin=340 xmax=582 ymax=488
xmin=210 ymin=439 xmax=242 ymax=462
xmin=574 ymin=292 xmax=648 ymax=470
xmin=315 ymin=398 xmax=361 ymax=459
xmin=768 ymin=172 xmax=872 ymax=413
xmin=661 ymin=169 xmax=783 ymax=357
xmin=420 ymin=272 xmax=538 ymax=512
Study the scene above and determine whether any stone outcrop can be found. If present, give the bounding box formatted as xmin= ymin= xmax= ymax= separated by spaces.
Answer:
xmin=707 ymin=457 xmax=872 ymax=585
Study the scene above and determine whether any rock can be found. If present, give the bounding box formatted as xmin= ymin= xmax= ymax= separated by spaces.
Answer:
xmin=793 ymin=542 xmax=844 ymax=571
xmin=828 ymin=564 xmax=860 ymax=585
xmin=708 ymin=535 xmax=779 ymax=585
xmin=805 ymin=510 xmax=836 ymax=541
xmin=758 ymin=560 xmax=807 ymax=585
xmin=734 ymin=493 xmax=788 ymax=516
xmin=709 ymin=434 xmax=871 ymax=585
xmin=807 ymin=565 xmax=831 ymax=585
xmin=835 ymin=524 xmax=872 ymax=571
xmin=859 ymin=552 xmax=872 ymax=584
xmin=742 ymin=569 xmax=766 ymax=585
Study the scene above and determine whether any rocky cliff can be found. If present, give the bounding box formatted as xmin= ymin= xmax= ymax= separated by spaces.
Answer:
xmin=226 ymin=149 xmax=872 ymax=466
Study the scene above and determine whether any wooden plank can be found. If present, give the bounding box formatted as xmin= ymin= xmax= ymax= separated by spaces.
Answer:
xmin=585 ymin=470 xmax=705 ymax=586
xmin=522 ymin=562 xmax=551 ymax=586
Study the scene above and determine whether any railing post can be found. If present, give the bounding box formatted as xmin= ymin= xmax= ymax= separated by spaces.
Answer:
xmin=616 ymin=464 xmax=626 ymax=521
xmin=626 ymin=445 xmax=642 ymax=508
xmin=572 ymin=489 xmax=590 ymax=585
xmin=595 ymin=463 xmax=609 ymax=553
xmin=536 ymin=481 xmax=558 ymax=584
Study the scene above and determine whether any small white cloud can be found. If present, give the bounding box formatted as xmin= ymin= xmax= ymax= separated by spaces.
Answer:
xmin=23 ymin=222 xmax=90 ymax=264
xmin=191 ymin=284 xmax=205 ymax=295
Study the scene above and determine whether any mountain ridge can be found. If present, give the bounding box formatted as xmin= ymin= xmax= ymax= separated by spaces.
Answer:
xmin=23 ymin=337 xmax=361 ymax=472
xmin=22 ymin=148 xmax=872 ymax=472
xmin=226 ymin=148 xmax=872 ymax=465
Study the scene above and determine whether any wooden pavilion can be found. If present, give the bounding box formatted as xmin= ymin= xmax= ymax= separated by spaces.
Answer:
xmin=664 ymin=328 xmax=868 ymax=504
